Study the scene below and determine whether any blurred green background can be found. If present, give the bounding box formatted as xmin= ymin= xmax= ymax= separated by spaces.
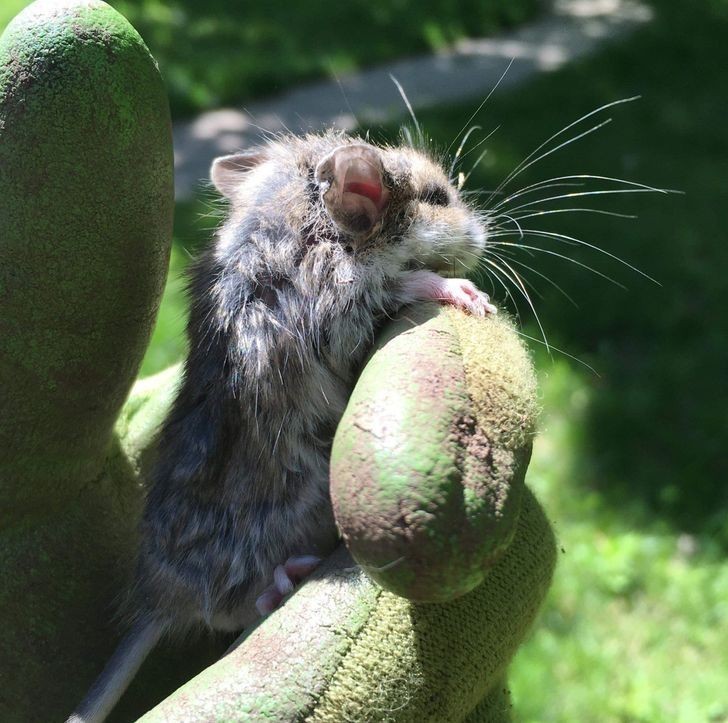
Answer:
xmin=0 ymin=0 xmax=540 ymax=117
xmin=3 ymin=0 xmax=726 ymax=720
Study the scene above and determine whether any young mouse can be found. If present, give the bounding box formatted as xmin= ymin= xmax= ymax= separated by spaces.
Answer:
xmin=67 ymin=131 xmax=495 ymax=723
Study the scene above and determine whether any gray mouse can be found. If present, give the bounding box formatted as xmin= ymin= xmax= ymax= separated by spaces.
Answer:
xmin=67 ymin=131 xmax=495 ymax=723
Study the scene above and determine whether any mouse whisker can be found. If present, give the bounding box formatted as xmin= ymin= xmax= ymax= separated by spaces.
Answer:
xmin=487 ymin=181 xmax=586 ymax=211
xmin=449 ymin=125 xmax=501 ymax=185
xmin=490 ymin=249 xmax=579 ymax=308
xmin=488 ymin=254 xmax=551 ymax=354
xmin=479 ymin=255 xmax=536 ymax=335
xmin=460 ymin=188 xmax=508 ymax=200
xmin=459 ymin=147 xmax=490 ymax=190
xmin=445 ymin=57 xmax=514 ymax=158
xmin=509 ymin=208 xmax=638 ymax=222
xmin=390 ymin=75 xmax=424 ymax=147
xmin=502 ymin=225 xmax=658 ymax=284
xmin=490 ymin=213 xmax=525 ymax=239
xmin=486 ymin=117 xmax=614 ymax=207
xmin=486 ymin=96 xmax=641 ymax=206
xmin=485 ymin=239 xmax=627 ymax=289
xmin=511 ymin=328 xmax=600 ymax=376
xmin=493 ymin=172 xmax=669 ymax=210
xmin=449 ymin=124 xmax=482 ymax=181
xmin=495 ymin=188 xmax=664 ymax=220
xmin=477 ymin=254 xmax=521 ymax=320
xmin=490 ymin=251 xmax=546 ymax=302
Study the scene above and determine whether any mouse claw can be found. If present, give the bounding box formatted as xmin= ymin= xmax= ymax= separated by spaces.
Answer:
xmin=273 ymin=564 xmax=295 ymax=596
xmin=401 ymin=271 xmax=496 ymax=316
xmin=480 ymin=292 xmax=498 ymax=316
xmin=255 ymin=555 xmax=322 ymax=617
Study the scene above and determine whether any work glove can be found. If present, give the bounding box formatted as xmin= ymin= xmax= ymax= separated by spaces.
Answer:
xmin=0 ymin=2 xmax=556 ymax=720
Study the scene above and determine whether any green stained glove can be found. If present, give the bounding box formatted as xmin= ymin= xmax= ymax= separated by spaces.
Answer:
xmin=331 ymin=304 xmax=538 ymax=602
xmin=136 ymin=306 xmax=555 ymax=723
xmin=0 ymin=1 xmax=556 ymax=721
xmin=0 ymin=1 xmax=176 ymax=720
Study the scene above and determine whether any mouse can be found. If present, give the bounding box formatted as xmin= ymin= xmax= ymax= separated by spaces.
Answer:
xmin=67 ymin=130 xmax=496 ymax=723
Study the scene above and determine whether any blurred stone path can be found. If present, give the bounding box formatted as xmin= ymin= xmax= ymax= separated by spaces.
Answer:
xmin=173 ymin=0 xmax=651 ymax=200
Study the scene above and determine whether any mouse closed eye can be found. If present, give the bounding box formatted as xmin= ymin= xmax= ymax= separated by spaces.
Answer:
xmin=418 ymin=181 xmax=451 ymax=207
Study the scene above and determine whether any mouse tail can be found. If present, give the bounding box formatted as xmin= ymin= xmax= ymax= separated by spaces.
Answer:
xmin=66 ymin=617 xmax=164 ymax=723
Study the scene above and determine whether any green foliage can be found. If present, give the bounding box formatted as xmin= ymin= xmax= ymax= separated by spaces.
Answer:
xmin=3 ymin=0 xmax=543 ymax=118
xmin=511 ymin=361 xmax=728 ymax=721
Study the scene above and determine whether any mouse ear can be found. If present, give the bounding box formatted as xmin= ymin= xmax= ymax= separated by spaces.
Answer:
xmin=315 ymin=144 xmax=391 ymax=239
xmin=210 ymin=150 xmax=265 ymax=198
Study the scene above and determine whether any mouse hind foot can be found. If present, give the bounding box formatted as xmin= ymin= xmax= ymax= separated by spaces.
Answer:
xmin=255 ymin=555 xmax=322 ymax=616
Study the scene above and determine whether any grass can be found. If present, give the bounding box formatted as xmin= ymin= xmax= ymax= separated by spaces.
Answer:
xmin=1 ymin=0 xmax=543 ymax=118
xmin=138 ymin=0 xmax=728 ymax=719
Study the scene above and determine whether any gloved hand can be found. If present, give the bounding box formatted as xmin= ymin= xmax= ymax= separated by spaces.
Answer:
xmin=0 ymin=2 xmax=556 ymax=721
xmin=138 ymin=305 xmax=557 ymax=723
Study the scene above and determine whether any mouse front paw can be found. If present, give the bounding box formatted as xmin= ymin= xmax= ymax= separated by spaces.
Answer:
xmin=402 ymin=270 xmax=496 ymax=316
xmin=439 ymin=278 xmax=497 ymax=317
xmin=255 ymin=555 xmax=322 ymax=616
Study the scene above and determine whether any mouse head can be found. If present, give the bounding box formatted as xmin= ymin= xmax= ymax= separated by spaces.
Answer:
xmin=210 ymin=135 xmax=487 ymax=276
xmin=314 ymin=140 xmax=487 ymax=275
xmin=389 ymin=145 xmax=487 ymax=275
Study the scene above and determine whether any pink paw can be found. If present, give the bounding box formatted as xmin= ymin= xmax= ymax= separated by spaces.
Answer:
xmin=438 ymin=278 xmax=497 ymax=316
xmin=401 ymin=270 xmax=497 ymax=316
xmin=255 ymin=555 xmax=321 ymax=616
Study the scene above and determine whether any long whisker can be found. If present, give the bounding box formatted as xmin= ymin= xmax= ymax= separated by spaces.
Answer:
xmin=486 ymin=181 xmax=585 ymax=207
xmin=400 ymin=125 xmax=415 ymax=149
xmin=390 ymin=75 xmax=422 ymax=145
xmin=487 ymin=96 xmax=641 ymax=204
xmin=507 ymin=227 xmax=659 ymax=284
xmin=332 ymin=71 xmax=361 ymax=129
xmin=490 ymin=249 xmax=579 ymax=307
xmin=485 ymin=240 xmax=627 ymax=288
xmin=510 ymin=207 xmax=637 ymax=221
xmin=446 ymin=57 xmax=514 ymax=158
xmin=477 ymin=255 xmax=523 ymax=324
xmin=513 ymin=330 xmax=600 ymax=376
xmin=461 ymin=148 xmax=490 ymax=188
xmin=450 ymin=124 xmax=482 ymax=180
xmin=399 ymin=126 xmax=419 ymax=148
xmin=487 ymin=118 xmax=615 ymax=206
xmin=485 ymin=254 xmax=551 ymax=354
xmin=491 ymin=173 xmax=670 ymax=212
xmin=489 ymin=251 xmax=545 ymax=301
xmin=500 ymin=188 xmax=662 ymax=216
xmin=454 ymin=124 xmax=501 ymax=169
xmin=491 ymin=213 xmax=525 ymax=238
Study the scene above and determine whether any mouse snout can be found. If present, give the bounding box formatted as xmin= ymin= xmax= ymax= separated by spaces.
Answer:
xmin=467 ymin=216 xmax=488 ymax=256
xmin=404 ymin=206 xmax=488 ymax=276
